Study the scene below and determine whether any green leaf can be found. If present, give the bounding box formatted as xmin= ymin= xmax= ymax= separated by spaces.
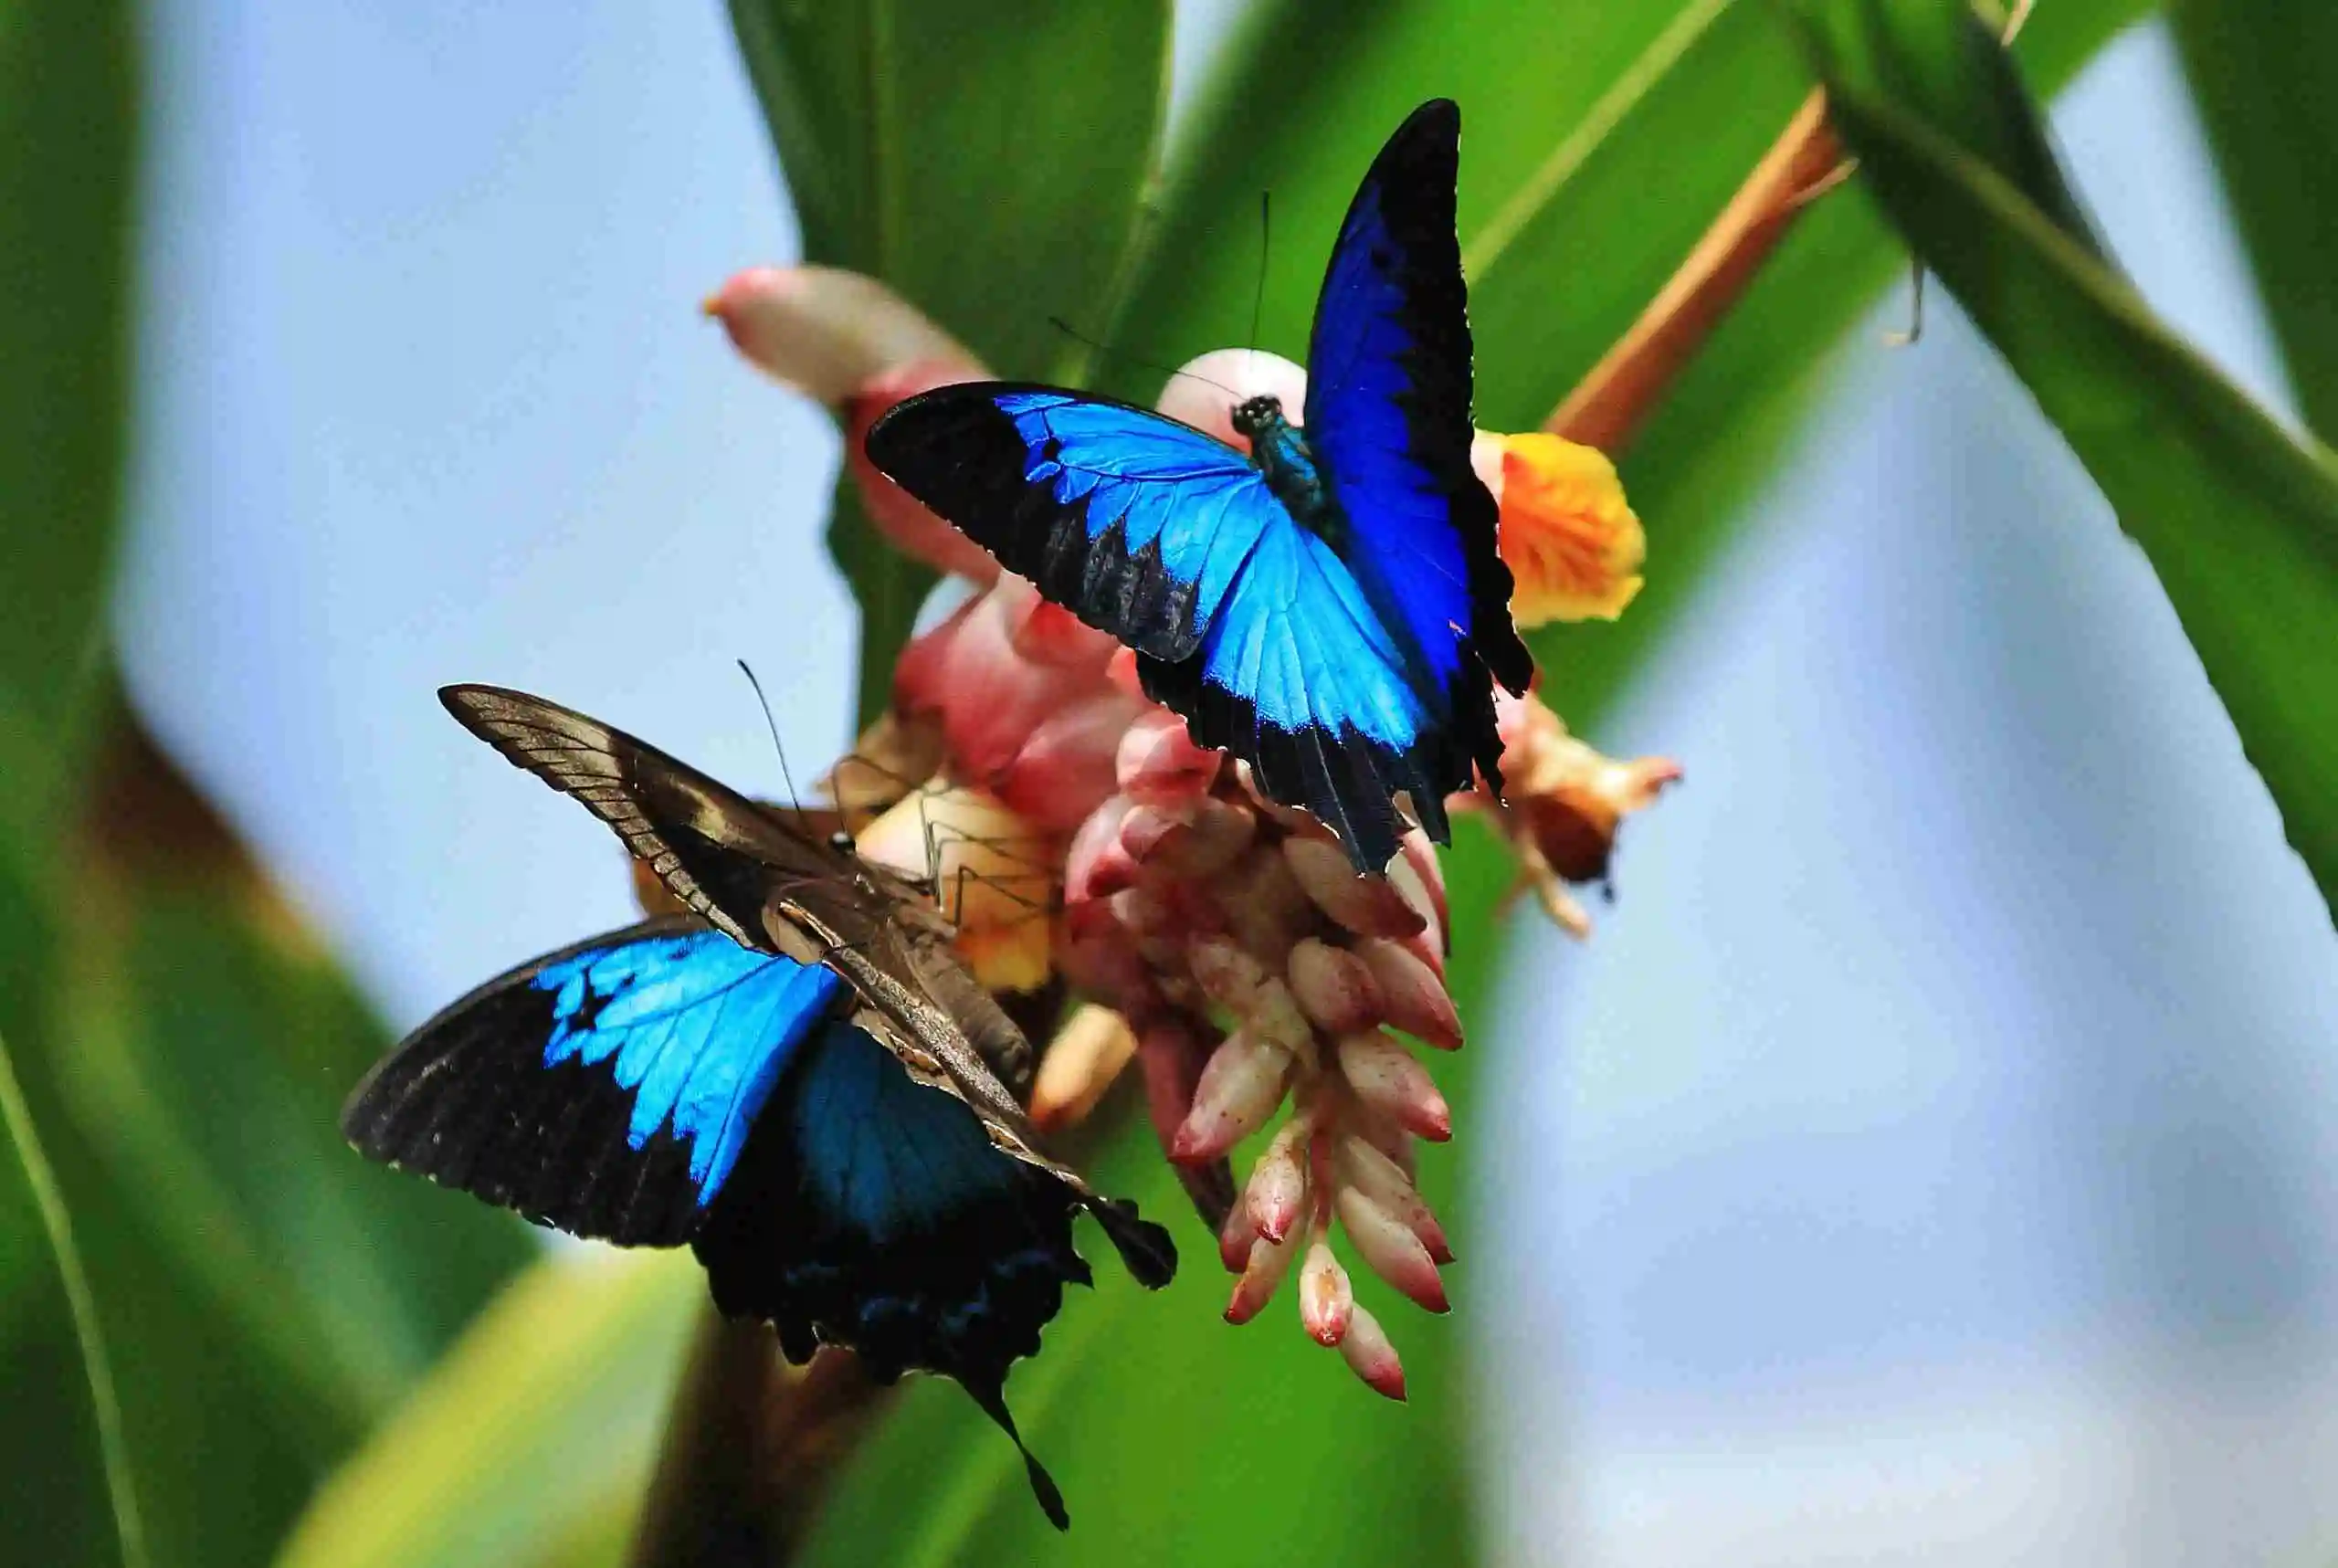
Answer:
xmin=1786 ymin=0 xmax=2338 ymax=912
xmin=802 ymin=3 xmax=2152 ymax=1563
xmin=0 ymin=0 xmax=136 ymax=868
xmin=0 ymin=1016 xmax=144 ymax=1568
xmin=729 ymin=0 xmax=1174 ymax=685
xmin=827 ymin=474 xmax=935 ymax=729
xmin=2169 ymin=0 xmax=2338 ymax=440
xmin=274 ymin=1253 xmax=702 ymax=1568
xmin=0 ymin=719 xmax=538 ymax=1568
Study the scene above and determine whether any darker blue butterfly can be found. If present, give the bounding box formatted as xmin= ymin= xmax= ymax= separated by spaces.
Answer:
xmin=864 ymin=100 xmax=1533 ymax=874
xmin=342 ymin=686 xmax=1174 ymax=1529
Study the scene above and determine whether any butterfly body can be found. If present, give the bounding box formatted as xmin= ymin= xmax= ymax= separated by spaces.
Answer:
xmin=1232 ymin=395 xmax=1335 ymax=534
xmin=866 ymin=100 xmax=1533 ymax=873
xmin=344 ymin=688 xmax=1174 ymax=1528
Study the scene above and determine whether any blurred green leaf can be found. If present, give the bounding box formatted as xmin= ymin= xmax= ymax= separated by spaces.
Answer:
xmin=0 ymin=716 xmax=539 ymax=1568
xmin=275 ymin=1252 xmax=701 ymax=1568
xmin=1788 ymin=0 xmax=2338 ymax=913
xmin=729 ymin=0 xmax=1173 ymax=687
xmin=828 ymin=474 xmax=934 ymax=728
xmin=1 ymin=1013 xmax=144 ymax=1568
xmin=2169 ymin=0 xmax=2338 ymax=440
xmin=728 ymin=0 xmax=1171 ymax=383
xmin=804 ymin=4 xmax=2146 ymax=1564
xmin=0 ymin=0 xmax=135 ymax=867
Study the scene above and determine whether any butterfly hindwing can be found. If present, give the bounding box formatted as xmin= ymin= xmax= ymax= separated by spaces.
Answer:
xmin=345 ymin=911 xmax=1171 ymax=1529
xmin=693 ymin=1013 xmax=1095 ymax=1525
xmin=341 ymin=917 xmax=843 ymax=1244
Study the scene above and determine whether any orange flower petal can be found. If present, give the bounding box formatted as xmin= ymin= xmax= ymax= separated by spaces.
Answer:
xmin=1487 ymin=431 xmax=1646 ymax=626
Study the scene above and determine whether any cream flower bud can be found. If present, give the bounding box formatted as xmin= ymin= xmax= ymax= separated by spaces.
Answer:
xmin=1334 ymin=1031 xmax=1450 ymax=1142
xmin=1333 ymin=1186 xmax=1448 ymax=1313
xmin=1172 ymin=1029 xmax=1293 ymax=1161
xmin=1338 ymin=1304 xmax=1407 ymax=1401
xmin=1299 ymin=1240 xmax=1355 ymax=1345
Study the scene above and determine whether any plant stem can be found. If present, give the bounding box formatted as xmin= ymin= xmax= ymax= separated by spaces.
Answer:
xmin=1545 ymin=89 xmax=1845 ymax=452
xmin=627 ymin=1318 xmax=889 ymax=1567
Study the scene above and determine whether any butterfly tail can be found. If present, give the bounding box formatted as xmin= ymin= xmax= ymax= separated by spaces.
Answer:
xmin=964 ymin=1378 xmax=1071 ymax=1531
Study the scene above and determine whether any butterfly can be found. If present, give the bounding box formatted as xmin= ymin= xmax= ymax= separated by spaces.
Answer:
xmin=863 ymin=99 xmax=1533 ymax=875
xmin=342 ymin=685 xmax=1175 ymax=1529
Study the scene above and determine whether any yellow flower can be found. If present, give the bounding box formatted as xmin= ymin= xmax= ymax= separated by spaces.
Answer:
xmin=1476 ymin=431 xmax=1646 ymax=626
xmin=854 ymin=781 xmax=1057 ymax=993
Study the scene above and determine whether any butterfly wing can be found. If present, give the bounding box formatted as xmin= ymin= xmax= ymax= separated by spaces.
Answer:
xmin=694 ymin=1013 xmax=1113 ymax=1527
xmin=865 ymin=388 xmax=1452 ymax=870
xmin=1301 ymin=98 xmax=1533 ymax=802
xmin=437 ymin=683 xmax=1032 ymax=1103
xmin=343 ymin=918 xmax=1173 ymax=1527
xmin=340 ymin=917 xmax=847 ymax=1243
xmin=432 ymin=688 xmax=1170 ymax=1261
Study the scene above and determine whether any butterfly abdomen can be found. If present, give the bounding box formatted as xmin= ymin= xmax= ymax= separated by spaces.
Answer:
xmin=1237 ymin=401 xmax=1339 ymax=541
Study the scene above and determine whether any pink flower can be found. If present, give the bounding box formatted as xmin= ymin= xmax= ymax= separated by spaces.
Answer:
xmin=714 ymin=269 xmax=1680 ymax=1395
xmin=704 ymin=265 xmax=1001 ymax=582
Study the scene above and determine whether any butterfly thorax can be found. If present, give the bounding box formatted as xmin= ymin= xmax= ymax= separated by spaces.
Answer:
xmin=1231 ymin=395 xmax=1338 ymax=540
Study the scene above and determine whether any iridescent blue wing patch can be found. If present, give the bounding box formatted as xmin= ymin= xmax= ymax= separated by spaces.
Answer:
xmin=1302 ymin=96 xmax=1532 ymax=759
xmin=864 ymin=100 xmax=1536 ymax=874
xmin=694 ymin=1016 xmax=1101 ymax=1525
xmin=342 ymin=917 xmax=841 ymax=1242
xmin=365 ymin=688 xmax=1182 ymax=1527
xmin=865 ymin=387 xmax=1453 ymax=870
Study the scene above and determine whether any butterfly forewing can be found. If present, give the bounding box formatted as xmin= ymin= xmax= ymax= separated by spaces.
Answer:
xmin=861 ymin=100 xmax=1537 ymax=875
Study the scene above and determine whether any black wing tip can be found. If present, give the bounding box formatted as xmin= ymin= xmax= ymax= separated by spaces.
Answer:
xmin=1403 ymin=98 xmax=1459 ymax=134
xmin=1092 ymin=1198 xmax=1178 ymax=1290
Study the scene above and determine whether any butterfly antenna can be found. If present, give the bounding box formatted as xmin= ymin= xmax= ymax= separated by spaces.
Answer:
xmin=735 ymin=658 xmax=805 ymax=814
xmin=1247 ymin=191 xmax=1271 ymax=373
xmin=1045 ymin=316 xmax=1240 ymax=402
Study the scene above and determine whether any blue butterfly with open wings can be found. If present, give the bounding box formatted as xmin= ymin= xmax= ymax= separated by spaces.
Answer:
xmin=343 ymin=686 xmax=1173 ymax=1529
xmin=865 ymin=100 xmax=1534 ymax=875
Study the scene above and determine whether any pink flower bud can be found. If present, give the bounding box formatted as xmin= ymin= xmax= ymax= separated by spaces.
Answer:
xmin=1287 ymin=938 xmax=1385 ymax=1036
xmin=1283 ymin=836 xmax=1427 ymax=939
xmin=1226 ymin=1226 xmax=1299 ymax=1324
xmin=1219 ymin=1200 xmax=1259 ymax=1274
xmin=1172 ymin=1029 xmax=1293 ymax=1160
xmin=1333 ymin=1186 xmax=1448 ymax=1313
xmin=1056 ymin=899 xmax=1161 ymax=1015
xmin=1152 ymin=796 xmax=1259 ymax=879
xmin=1332 ymin=1133 xmax=1452 ymax=1265
xmin=704 ymin=265 xmax=973 ymax=404
xmin=1334 ymin=1032 xmax=1451 ymax=1142
xmin=1218 ymin=846 xmax=1319 ymax=961
xmin=1338 ymin=1305 xmax=1407 ymax=1401
xmin=1350 ymin=938 xmax=1463 ymax=1051
xmin=1186 ymin=935 xmax=1273 ymax=1016
xmin=1155 ymin=350 xmax=1309 ymax=448
xmin=1064 ymin=796 xmax=1142 ymax=901
xmin=1299 ymin=1240 xmax=1354 ymax=1345
xmin=1116 ymin=800 xmax=1198 ymax=865
xmin=1390 ymin=836 xmax=1449 ymax=949
xmin=1243 ymin=1121 xmax=1311 ymax=1245
xmin=996 ymin=694 xmax=1142 ymax=829
xmin=1116 ymin=710 xmax=1220 ymax=803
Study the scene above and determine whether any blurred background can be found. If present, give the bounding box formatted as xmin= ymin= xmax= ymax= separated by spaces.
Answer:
xmin=6 ymin=2 xmax=2335 ymax=1565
